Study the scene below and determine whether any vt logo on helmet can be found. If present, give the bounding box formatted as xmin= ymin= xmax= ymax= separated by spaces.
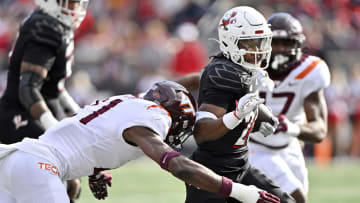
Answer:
xmin=35 ymin=0 xmax=89 ymax=28
xmin=218 ymin=6 xmax=273 ymax=71
xmin=143 ymin=81 xmax=197 ymax=150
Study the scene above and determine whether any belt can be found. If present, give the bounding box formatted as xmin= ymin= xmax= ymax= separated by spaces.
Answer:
xmin=249 ymin=138 xmax=289 ymax=150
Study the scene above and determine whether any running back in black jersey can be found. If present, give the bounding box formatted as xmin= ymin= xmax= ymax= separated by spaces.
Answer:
xmin=1 ymin=9 xmax=74 ymax=117
xmin=0 ymin=9 xmax=74 ymax=143
xmin=193 ymin=54 xmax=258 ymax=173
xmin=187 ymin=54 xmax=295 ymax=203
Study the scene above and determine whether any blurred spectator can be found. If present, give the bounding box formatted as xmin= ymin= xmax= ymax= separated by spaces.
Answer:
xmin=170 ymin=22 xmax=207 ymax=76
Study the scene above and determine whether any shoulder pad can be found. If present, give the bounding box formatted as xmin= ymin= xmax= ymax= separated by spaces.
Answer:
xmin=22 ymin=11 xmax=68 ymax=48
xmin=206 ymin=61 xmax=255 ymax=92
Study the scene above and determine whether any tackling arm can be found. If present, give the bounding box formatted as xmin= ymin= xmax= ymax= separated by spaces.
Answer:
xmin=123 ymin=126 xmax=280 ymax=203
xmin=299 ymin=89 xmax=328 ymax=142
xmin=123 ymin=126 xmax=223 ymax=194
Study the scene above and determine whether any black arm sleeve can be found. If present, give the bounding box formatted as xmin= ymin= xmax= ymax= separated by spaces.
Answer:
xmin=18 ymin=71 xmax=45 ymax=110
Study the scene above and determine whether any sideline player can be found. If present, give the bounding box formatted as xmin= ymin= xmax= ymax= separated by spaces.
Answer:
xmin=248 ymin=13 xmax=330 ymax=203
xmin=0 ymin=0 xmax=90 ymax=201
xmin=185 ymin=6 xmax=295 ymax=203
xmin=0 ymin=81 xmax=279 ymax=203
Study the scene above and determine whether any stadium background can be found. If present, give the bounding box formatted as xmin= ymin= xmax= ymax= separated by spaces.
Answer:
xmin=0 ymin=0 xmax=359 ymax=202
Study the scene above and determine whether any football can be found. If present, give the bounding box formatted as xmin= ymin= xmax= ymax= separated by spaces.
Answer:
xmin=253 ymin=104 xmax=276 ymax=131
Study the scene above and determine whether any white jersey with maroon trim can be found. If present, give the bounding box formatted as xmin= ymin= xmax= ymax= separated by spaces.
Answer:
xmin=18 ymin=95 xmax=171 ymax=180
xmin=251 ymin=55 xmax=330 ymax=147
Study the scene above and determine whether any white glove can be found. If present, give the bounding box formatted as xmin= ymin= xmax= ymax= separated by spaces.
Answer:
xmin=257 ymin=70 xmax=275 ymax=92
xmin=39 ymin=111 xmax=59 ymax=130
xmin=223 ymin=93 xmax=264 ymax=130
xmin=234 ymin=93 xmax=264 ymax=120
xmin=275 ymin=115 xmax=300 ymax=137
xmin=230 ymin=183 xmax=280 ymax=203
xmin=259 ymin=116 xmax=279 ymax=137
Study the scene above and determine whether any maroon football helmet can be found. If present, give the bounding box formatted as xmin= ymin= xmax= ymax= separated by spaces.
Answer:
xmin=143 ymin=81 xmax=197 ymax=149
xmin=267 ymin=13 xmax=306 ymax=77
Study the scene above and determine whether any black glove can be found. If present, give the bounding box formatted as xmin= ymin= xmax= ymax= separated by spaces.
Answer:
xmin=88 ymin=171 xmax=112 ymax=200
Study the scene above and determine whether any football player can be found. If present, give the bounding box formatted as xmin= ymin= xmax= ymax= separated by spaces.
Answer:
xmin=185 ymin=6 xmax=295 ymax=203
xmin=0 ymin=81 xmax=279 ymax=203
xmin=248 ymin=13 xmax=331 ymax=203
xmin=0 ymin=0 xmax=90 ymax=202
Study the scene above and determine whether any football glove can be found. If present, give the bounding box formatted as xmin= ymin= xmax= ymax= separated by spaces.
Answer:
xmin=88 ymin=171 xmax=112 ymax=200
xmin=275 ymin=114 xmax=300 ymax=137
xmin=223 ymin=93 xmax=264 ymax=130
xmin=235 ymin=93 xmax=264 ymax=121
xmin=259 ymin=116 xmax=279 ymax=137
xmin=231 ymin=183 xmax=280 ymax=203
xmin=257 ymin=70 xmax=275 ymax=92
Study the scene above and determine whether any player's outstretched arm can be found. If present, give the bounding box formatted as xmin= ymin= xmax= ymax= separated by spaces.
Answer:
xmin=59 ymin=89 xmax=80 ymax=115
xmin=123 ymin=126 xmax=279 ymax=203
xmin=18 ymin=62 xmax=58 ymax=129
xmin=194 ymin=93 xmax=264 ymax=143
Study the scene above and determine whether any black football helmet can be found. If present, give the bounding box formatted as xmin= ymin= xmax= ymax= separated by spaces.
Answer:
xmin=143 ymin=81 xmax=197 ymax=150
xmin=267 ymin=13 xmax=306 ymax=77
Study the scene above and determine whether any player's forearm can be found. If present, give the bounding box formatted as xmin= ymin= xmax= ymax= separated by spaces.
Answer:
xmin=194 ymin=118 xmax=229 ymax=143
xmin=59 ymin=89 xmax=80 ymax=115
xmin=168 ymin=156 xmax=223 ymax=194
xmin=299 ymin=121 xmax=327 ymax=143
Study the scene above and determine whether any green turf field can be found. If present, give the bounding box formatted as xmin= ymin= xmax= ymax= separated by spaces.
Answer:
xmin=78 ymin=158 xmax=360 ymax=203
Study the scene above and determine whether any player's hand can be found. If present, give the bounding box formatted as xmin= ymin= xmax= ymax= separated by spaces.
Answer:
xmin=275 ymin=114 xmax=300 ymax=137
xmin=259 ymin=117 xmax=279 ymax=138
xmin=232 ymin=184 xmax=280 ymax=203
xmin=257 ymin=70 xmax=275 ymax=92
xmin=235 ymin=93 xmax=264 ymax=121
xmin=88 ymin=171 xmax=112 ymax=200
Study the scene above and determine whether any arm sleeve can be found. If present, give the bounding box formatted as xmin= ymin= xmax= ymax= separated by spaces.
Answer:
xmin=302 ymin=60 xmax=331 ymax=97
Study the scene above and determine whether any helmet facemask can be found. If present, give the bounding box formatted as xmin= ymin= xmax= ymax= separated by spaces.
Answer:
xmin=269 ymin=38 xmax=302 ymax=76
xmin=231 ymin=36 xmax=272 ymax=71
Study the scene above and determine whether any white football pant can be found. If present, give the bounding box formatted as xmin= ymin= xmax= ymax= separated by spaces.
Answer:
xmin=249 ymin=138 xmax=308 ymax=194
xmin=0 ymin=151 xmax=69 ymax=203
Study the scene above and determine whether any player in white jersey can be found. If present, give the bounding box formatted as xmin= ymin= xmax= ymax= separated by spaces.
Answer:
xmin=0 ymin=80 xmax=279 ymax=203
xmin=248 ymin=13 xmax=330 ymax=203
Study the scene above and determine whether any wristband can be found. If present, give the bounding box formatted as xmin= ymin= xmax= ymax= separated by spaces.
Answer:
xmin=219 ymin=176 xmax=233 ymax=196
xmin=288 ymin=122 xmax=301 ymax=137
xmin=222 ymin=111 xmax=242 ymax=130
xmin=40 ymin=111 xmax=58 ymax=130
xmin=159 ymin=150 xmax=180 ymax=171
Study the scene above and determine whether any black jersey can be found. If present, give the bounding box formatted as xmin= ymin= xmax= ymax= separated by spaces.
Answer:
xmin=193 ymin=54 xmax=258 ymax=173
xmin=0 ymin=9 xmax=74 ymax=118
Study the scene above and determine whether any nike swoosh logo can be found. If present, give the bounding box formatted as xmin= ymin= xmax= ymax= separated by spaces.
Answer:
xmin=288 ymin=82 xmax=297 ymax=86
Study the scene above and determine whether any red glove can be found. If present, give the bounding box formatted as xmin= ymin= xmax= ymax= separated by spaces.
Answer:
xmin=275 ymin=114 xmax=300 ymax=137
xmin=257 ymin=190 xmax=280 ymax=203
xmin=88 ymin=171 xmax=112 ymax=200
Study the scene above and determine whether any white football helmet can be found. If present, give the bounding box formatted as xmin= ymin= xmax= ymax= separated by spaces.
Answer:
xmin=34 ymin=0 xmax=89 ymax=28
xmin=218 ymin=6 xmax=272 ymax=71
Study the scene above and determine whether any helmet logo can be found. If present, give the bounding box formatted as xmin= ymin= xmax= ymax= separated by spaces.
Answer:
xmin=220 ymin=11 xmax=237 ymax=30
xmin=179 ymin=93 xmax=196 ymax=117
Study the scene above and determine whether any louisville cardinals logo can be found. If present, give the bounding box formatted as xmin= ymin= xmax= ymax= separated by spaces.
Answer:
xmin=220 ymin=11 xmax=237 ymax=30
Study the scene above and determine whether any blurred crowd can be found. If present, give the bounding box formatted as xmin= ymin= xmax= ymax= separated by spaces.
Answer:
xmin=0 ymin=0 xmax=359 ymax=160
